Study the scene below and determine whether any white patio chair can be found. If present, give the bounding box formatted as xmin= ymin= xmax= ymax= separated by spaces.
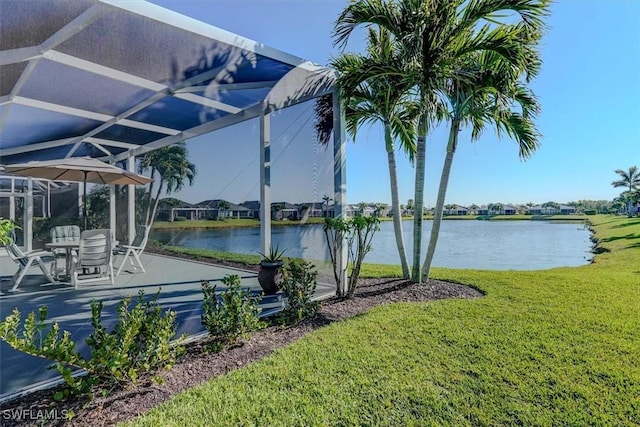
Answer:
xmin=4 ymin=242 xmax=57 ymax=291
xmin=114 ymin=225 xmax=150 ymax=276
xmin=71 ymin=229 xmax=114 ymax=289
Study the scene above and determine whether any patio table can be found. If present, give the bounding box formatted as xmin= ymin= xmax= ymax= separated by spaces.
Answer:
xmin=46 ymin=239 xmax=118 ymax=280
xmin=45 ymin=241 xmax=79 ymax=279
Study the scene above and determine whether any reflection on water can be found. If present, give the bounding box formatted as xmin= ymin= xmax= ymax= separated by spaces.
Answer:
xmin=151 ymin=220 xmax=592 ymax=271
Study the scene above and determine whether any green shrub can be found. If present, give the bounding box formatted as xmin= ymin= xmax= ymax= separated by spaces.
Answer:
xmin=584 ymin=210 xmax=597 ymax=215
xmin=0 ymin=290 xmax=184 ymax=399
xmin=324 ymin=215 xmax=380 ymax=298
xmin=279 ymin=260 xmax=319 ymax=324
xmin=201 ymin=275 xmax=265 ymax=346
xmin=173 ymin=216 xmax=187 ymax=221
xmin=0 ymin=306 xmax=85 ymax=398
xmin=0 ymin=217 xmax=18 ymax=245
xmin=86 ymin=290 xmax=184 ymax=386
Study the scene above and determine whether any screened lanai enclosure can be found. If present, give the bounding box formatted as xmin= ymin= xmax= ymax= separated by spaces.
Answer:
xmin=0 ymin=0 xmax=346 ymax=398
xmin=0 ymin=0 xmax=346 ymax=249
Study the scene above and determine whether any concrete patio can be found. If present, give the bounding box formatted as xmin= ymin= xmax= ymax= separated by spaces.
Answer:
xmin=0 ymin=252 xmax=334 ymax=399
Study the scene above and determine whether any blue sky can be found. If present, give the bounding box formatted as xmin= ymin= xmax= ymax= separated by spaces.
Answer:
xmin=150 ymin=0 xmax=640 ymax=207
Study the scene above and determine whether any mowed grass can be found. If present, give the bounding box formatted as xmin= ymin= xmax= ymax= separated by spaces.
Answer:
xmin=162 ymin=245 xmax=262 ymax=267
xmin=127 ymin=215 xmax=639 ymax=426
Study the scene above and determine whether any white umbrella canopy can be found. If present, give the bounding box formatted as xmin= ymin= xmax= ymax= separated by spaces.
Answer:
xmin=4 ymin=157 xmax=153 ymax=186
xmin=4 ymin=157 xmax=153 ymax=229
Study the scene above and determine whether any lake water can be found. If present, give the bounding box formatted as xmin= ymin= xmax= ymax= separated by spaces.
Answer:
xmin=151 ymin=220 xmax=593 ymax=271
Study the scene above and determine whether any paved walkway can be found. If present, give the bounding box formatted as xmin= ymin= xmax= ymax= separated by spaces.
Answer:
xmin=0 ymin=253 xmax=334 ymax=399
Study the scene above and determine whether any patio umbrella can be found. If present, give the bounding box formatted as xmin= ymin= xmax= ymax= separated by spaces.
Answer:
xmin=4 ymin=157 xmax=153 ymax=229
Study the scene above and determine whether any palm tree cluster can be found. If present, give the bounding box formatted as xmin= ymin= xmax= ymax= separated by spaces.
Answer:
xmin=139 ymin=142 xmax=197 ymax=227
xmin=611 ymin=166 xmax=640 ymax=217
xmin=330 ymin=0 xmax=550 ymax=282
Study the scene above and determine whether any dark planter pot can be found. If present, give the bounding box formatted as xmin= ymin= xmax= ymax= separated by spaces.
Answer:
xmin=257 ymin=261 xmax=284 ymax=294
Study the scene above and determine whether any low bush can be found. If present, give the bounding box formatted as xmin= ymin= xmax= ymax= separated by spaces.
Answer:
xmin=324 ymin=215 xmax=380 ymax=298
xmin=279 ymin=259 xmax=319 ymax=324
xmin=201 ymin=275 xmax=265 ymax=347
xmin=87 ymin=290 xmax=184 ymax=387
xmin=0 ymin=290 xmax=184 ymax=400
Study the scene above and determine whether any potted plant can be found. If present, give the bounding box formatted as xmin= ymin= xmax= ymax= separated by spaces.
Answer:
xmin=257 ymin=245 xmax=286 ymax=294
xmin=0 ymin=218 xmax=17 ymax=246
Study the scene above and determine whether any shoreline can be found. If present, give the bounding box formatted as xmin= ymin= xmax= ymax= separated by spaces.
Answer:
xmin=152 ymin=214 xmax=590 ymax=230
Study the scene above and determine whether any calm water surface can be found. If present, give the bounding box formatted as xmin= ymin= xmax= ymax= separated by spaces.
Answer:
xmin=151 ymin=220 xmax=592 ymax=270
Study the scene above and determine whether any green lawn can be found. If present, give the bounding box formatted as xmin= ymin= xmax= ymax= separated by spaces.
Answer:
xmin=162 ymin=246 xmax=262 ymax=267
xmin=128 ymin=215 xmax=639 ymax=426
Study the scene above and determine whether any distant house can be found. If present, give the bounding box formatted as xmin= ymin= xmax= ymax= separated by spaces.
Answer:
xmin=444 ymin=204 xmax=469 ymax=215
xmin=345 ymin=203 xmax=378 ymax=217
xmin=345 ymin=204 xmax=359 ymax=217
xmin=503 ymin=204 xmax=518 ymax=215
xmin=299 ymin=202 xmax=325 ymax=219
xmin=477 ymin=205 xmax=490 ymax=215
xmin=272 ymin=202 xmax=299 ymax=220
xmin=195 ymin=199 xmax=251 ymax=219
xmin=323 ymin=204 xmax=335 ymax=218
xmin=374 ymin=205 xmax=390 ymax=217
xmin=477 ymin=204 xmax=509 ymax=215
xmin=525 ymin=204 xmax=576 ymax=215
xmin=175 ymin=199 xmax=251 ymax=220
xmin=526 ymin=205 xmax=543 ymax=215
xmin=240 ymin=200 xmax=260 ymax=218
xmin=559 ymin=204 xmax=576 ymax=215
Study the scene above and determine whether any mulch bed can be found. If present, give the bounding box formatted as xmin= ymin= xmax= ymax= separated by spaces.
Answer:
xmin=0 ymin=253 xmax=483 ymax=426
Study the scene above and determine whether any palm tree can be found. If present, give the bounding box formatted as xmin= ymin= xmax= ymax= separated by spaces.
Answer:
xmin=612 ymin=166 xmax=640 ymax=216
xmin=321 ymin=194 xmax=332 ymax=218
xmin=139 ymin=142 xmax=197 ymax=227
xmin=334 ymin=0 xmax=550 ymax=282
xmin=332 ymin=27 xmax=419 ymax=278
xmin=422 ymin=37 xmax=544 ymax=278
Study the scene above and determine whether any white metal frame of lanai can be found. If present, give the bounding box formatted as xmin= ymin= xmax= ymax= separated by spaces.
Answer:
xmin=0 ymin=0 xmax=348 ymax=292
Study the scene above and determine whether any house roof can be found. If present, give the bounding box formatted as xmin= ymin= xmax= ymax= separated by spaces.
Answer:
xmin=271 ymin=202 xmax=298 ymax=210
xmin=449 ymin=204 xmax=468 ymax=210
xmin=195 ymin=199 xmax=248 ymax=211
xmin=240 ymin=200 xmax=260 ymax=210
xmin=0 ymin=0 xmax=334 ymax=166
xmin=300 ymin=202 xmax=325 ymax=210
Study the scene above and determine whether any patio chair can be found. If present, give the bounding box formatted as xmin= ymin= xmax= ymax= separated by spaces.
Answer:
xmin=71 ymin=229 xmax=114 ymax=289
xmin=114 ymin=225 xmax=150 ymax=276
xmin=50 ymin=225 xmax=80 ymax=275
xmin=4 ymin=241 xmax=57 ymax=291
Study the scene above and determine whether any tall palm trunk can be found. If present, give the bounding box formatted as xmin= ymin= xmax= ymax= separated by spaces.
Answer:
xmin=422 ymin=119 xmax=460 ymax=280
xmin=148 ymin=178 xmax=165 ymax=227
xmin=411 ymin=117 xmax=428 ymax=282
xmin=384 ymin=124 xmax=410 ymax=278
xmin=144 ymin=166 xmax=157 ymax=225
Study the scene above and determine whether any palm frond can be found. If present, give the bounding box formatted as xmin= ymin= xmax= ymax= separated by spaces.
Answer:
xmin=333 ymin=0 xmax=402 ymax=50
